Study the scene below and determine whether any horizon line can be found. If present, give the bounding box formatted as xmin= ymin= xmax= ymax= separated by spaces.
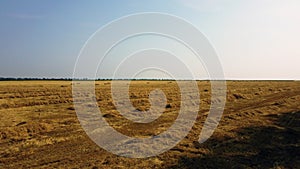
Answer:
xmin=0 ymin=77 xmax=298 ymax=81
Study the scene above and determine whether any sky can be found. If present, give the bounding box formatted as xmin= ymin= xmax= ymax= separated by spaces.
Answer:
xmin=0 ymin=0 xmax=299 ymax=80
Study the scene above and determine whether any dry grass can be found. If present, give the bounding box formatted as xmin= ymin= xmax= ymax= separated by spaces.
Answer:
xmin=0 ymin=80 xmax=299 ymax=168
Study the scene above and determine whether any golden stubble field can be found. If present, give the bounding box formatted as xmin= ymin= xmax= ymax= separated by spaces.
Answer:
xmin=0 ymin=80 xmax=299 ymax=168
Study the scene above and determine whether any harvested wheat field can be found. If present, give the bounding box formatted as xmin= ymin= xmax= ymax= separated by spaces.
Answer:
xmin=0 ymin=80 xmax=299 ymax=168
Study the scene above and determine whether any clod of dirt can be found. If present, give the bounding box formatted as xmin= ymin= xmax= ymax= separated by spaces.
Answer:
xmin=165 ymin=104 xmax=172 ymax=108
xmin=130 ymin=94 xmax=138 ymax=99
xmin=272 ymin=102 xmax=280 ymax=106
xmin=232 ymin=93 xmax=246 ymax=99
xmin=103 ymin=113 xmax=115 ymax=118
xmin=67 ymin=107 xmax=75 ymax=110
xmin=16 ymin=122 xmax=27 ymax=126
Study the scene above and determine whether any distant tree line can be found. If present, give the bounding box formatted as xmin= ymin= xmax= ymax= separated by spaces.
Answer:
xmin=0 ymin=77 xmax=73 ymax=81
xmin=0 ymin=77 xmax=293 ymax=81
xmin=0 ymin=77 xmax=178 ymax=81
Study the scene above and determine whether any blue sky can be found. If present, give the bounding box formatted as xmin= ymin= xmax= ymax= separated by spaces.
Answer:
xmin=0 ymin=0 xmax=299 ymax=79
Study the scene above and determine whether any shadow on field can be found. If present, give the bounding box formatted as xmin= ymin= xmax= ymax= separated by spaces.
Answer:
xmin=170 ymin=111 xmax=300 ymax=169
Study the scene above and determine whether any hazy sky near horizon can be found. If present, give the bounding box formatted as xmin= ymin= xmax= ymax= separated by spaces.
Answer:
xmin=0 ymin=0 xmax=299 ymax=79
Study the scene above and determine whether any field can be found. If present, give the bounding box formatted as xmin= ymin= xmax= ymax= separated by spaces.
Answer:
xmin=0 ymin=80 xmax=299 ymax=168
